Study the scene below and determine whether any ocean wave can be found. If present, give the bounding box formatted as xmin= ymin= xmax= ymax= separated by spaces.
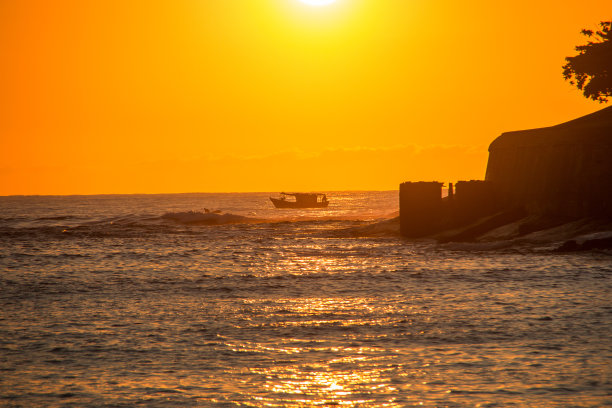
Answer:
xmin=0 ymin=209 xmax=401 ymax=241
xmin=328 ymin=216 xmax=400 ymax=237
xmin=36 ymin=215 xmax=81 ymax=221
xmin=159 ymin=211 xmax=396 ymax=226
xmin=160 ymin=211 xmax=263 ymax=225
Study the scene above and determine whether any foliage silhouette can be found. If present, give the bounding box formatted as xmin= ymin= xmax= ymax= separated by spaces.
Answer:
xmin=562 ymin=21 xmax=611 ymax=103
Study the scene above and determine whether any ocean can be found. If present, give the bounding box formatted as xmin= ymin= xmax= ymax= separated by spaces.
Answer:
xmin=0 ymin=191 xmax=610 ymax=407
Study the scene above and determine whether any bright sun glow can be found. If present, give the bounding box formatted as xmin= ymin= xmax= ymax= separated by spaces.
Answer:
xmin=298 ymin=0 xmax=337 ymax=6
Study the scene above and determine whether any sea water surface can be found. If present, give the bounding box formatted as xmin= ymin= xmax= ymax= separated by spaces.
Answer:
xmin=0 ymin=192 xmax=611 ymax=407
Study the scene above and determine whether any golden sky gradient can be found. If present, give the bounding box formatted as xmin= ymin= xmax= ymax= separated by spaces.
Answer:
xmin=1 ymin=0 xmax=609 ymax=194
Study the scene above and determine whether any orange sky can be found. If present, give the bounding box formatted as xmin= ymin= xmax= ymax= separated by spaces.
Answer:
xmin=0 ymin=0 xmax=609 ymax=195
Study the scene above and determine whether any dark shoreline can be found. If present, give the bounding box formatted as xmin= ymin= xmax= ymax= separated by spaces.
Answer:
xmin=342 ymin=214 xmax=612 ymax=252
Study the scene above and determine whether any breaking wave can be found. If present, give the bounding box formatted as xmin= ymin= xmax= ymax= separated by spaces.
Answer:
xmin=160 ymin=211 xmax=263 ymax=225
xmin=2 ymin=207 xmax=612 ymax=253
xmin=0 ymin=209 xmax=400 ymax=241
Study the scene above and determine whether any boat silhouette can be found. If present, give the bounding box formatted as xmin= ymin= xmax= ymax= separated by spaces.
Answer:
xmin=270 ymin=192 xmax=329 ymax=208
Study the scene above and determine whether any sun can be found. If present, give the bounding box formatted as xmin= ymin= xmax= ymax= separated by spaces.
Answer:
xmin=297 ymin=0 xmax=337 ymax=6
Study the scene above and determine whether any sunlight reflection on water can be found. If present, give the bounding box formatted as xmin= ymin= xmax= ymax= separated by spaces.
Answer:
xmin=0 ymin=193 xmax=611 ymax=407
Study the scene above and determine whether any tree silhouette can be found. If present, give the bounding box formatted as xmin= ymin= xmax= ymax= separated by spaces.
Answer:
xmin=562 ymin=21 xmax=611 ymax=103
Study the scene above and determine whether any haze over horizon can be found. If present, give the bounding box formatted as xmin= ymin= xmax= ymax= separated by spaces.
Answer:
xmin=1 ymin=0 xmax=609 ymax=195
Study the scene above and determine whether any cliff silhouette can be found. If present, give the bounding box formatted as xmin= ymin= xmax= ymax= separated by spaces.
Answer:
xmin=399 ymin=106 xmax=612 ymax=249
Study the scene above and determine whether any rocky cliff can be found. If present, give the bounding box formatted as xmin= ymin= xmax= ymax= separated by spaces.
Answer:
xmin=485 ymin=106 xmax=612 ymax=218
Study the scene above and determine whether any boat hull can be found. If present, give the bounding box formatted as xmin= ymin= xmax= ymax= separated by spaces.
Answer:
xmin=270 ymin=197 xmax=329 ymax=208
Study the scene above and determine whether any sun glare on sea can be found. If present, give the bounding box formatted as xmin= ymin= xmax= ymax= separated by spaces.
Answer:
xmin=298 ymin=0 xmax=337 ymax=6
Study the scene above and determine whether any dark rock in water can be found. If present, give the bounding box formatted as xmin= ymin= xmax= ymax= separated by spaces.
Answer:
xmin=581 ymin=237 xmax=612 ymax=250
xmin=555 ymin=236 xmax=612 ymax=252
xmin=556 ymin=240 xmax=581 ymax=252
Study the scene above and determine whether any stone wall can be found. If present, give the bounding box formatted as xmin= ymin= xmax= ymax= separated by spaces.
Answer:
xmin=399 ymin=182 xmax=443 ymax=237
xmin=398 ymin=180 xmax=500 ymax=238
xmin=485 ymin=106 xmax=612 ymax=218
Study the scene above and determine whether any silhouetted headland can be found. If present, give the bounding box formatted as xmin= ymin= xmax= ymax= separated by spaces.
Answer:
xmin=400 ymin=106 xmax=612 ymax=250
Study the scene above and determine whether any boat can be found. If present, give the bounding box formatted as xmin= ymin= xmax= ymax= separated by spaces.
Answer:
xmin=270 ymin=192 xmax=329 ymax=208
